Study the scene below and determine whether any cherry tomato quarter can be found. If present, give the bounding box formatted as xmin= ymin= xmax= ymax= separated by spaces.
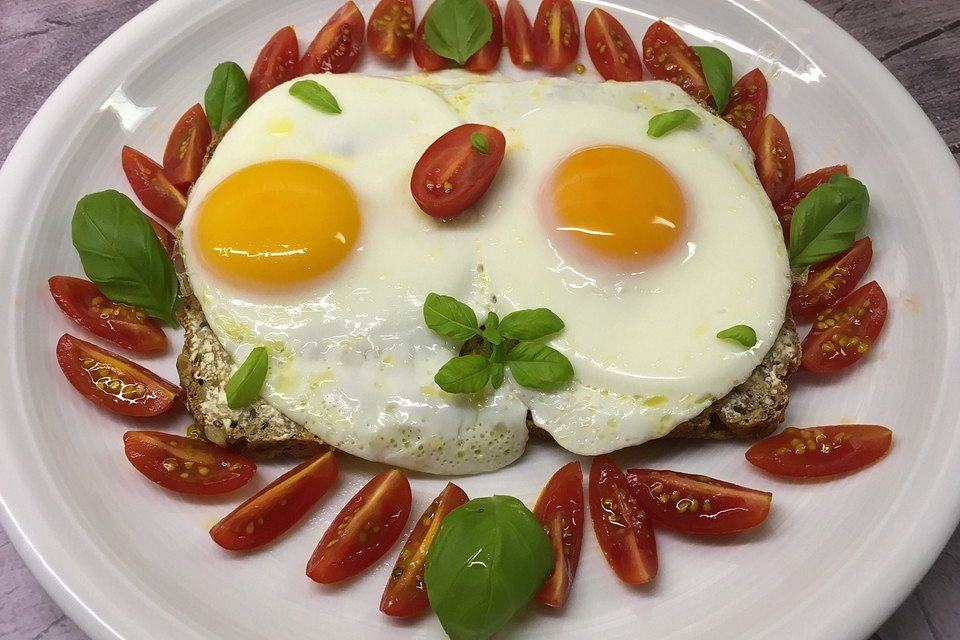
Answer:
xmin=790 ymin=237 xmax=873 ymax=321
xmin=504 ymin=0 xmax=537 ymax=67
xmin=464 ymin=0 xmax=503 ymax=72
xmin=584 ymin=8 xmax=643 ymax=82
xmin=776 ymin=165 xmax=849 ymax=238
xmin=641 ymin=20 xmax=710 ymax=103
xmin=249 ymin=26 xmax=300 ymax=103
xmin=297 ymin=1 xmax=365 ymax=75
xmin=722 ymin=68 xmax=768 ymax=139
xmin=144 ymin=215 xmax=176 ymax=256
xmin=746 ymin=425 xmax=892 ymax=478
xmin=801 ymin=280 xmax=887 ymax=374
xmin=531 ymin=0 xmax=580 ymax=70
xmin=412 ymin=3 xmax=447 ymax=71
xmin=162 ymin=104 xmax=212 ymax=192
xmin=121 ymin=145 xmax=187 ymax=225
xmin=367 ymin=0 xmax=416 ymax=62
xmin=533 ymin=461 xmax=584 ymax=608
xmin=749 ymin=114 xmax=796 ymax=206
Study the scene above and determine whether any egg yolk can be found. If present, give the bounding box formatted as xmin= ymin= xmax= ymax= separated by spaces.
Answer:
xmin=549 ymin=146 xmax=686 ymax=263
xmin=196 ymin=160 xmax=360 ymax=288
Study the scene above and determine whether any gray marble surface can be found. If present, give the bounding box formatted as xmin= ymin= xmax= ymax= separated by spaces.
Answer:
xmin=1 ymin=0 xmax=958 ymax=639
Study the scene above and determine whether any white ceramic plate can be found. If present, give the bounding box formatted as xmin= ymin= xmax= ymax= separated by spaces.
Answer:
xmin=2 ymin=1 xmax=959 ymax=638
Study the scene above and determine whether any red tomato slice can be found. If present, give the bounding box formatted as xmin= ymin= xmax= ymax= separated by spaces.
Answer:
xmin=124 ymin=430 xmax=256 ymax=495
xmin=410 ymin=123 xmax=506 ymax=219
xmin=642 ymin=21 xmax=710 ymax=103
xmin=589 ymin=456 xmax=657 ymax=585
xmin=380 ymin=482 xmax=469 ymax=617
xmin=746 ymin=425 xmax=893 ymax=478
xmin=801 ymin=280 xmax=887 ymax=374
xmin=211 ymin=451 xmax=339 ymax=550
xmin=297 ymin=1 xmax=365 ymax=75
xmin=584 ymin=8 xmax=643 ymax=82
xmin=532 ymin=0 xmax=580 ymax=70
xmin=367 ymin=0 xmax=415 ymax=61
xmin=776 ymin=165 xmax=849 ymax=238
xmin=307 ymin=469 xmax=412 ymax=584
xmin=464 ymin=0 xmax=503 ymax=72
xmin=249 ymin=26 xmax=300 ymax=103
xmin=749 ymin=114 xmax=796 ymax=206
xmin=49 ymin=277 xmax=167 ymax=353
xmin=121 ymin=145 xmax=187 ymax=225
xmin=144 ymin=215 xmax=176 ymax=256
xmin=412 ymin=3 xmax=447 ymax=71
xmin=533 ymin=461 xmax=584 ymax=608
xmin=790 ymin=237 xmax=873 ymax=321
xmin=625 ymin=469 xmax=772 ymax=535
xmin=56 ymin=333 xmax=180 ymax=417
xmin=722 ymin=68 xmax=768 ymax=139
xmin=504 ymin=0 xmax=537 ymax=67
xmin=162 ymin=104 xmax=212 ymax=193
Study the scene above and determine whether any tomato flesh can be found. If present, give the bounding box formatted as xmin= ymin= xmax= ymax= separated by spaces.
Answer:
xmin=56 ymin=333 xmax=180 ymax=417
xmin=642 ymin=20 xmax=710 ymax=103
xmin=412 ymin=3 xmax=447 ymax=71
xmin=298 ymin=1 xmax=365 ymax=75
xmin=749 ymin=114 xmax=796 ymax=206
xmin=533 ymin=461 xmax=584 ymax=608
xmin=584 ymin=8 xmax=643 ymax=81
xmin=367 ymin=0 xmax=415 ymax=61
xmin=124 ymin=430 xmax=256 ymax=495
xmin=532 ymin=0 xmax=580 ymax=70
xmin=777 ymin=165 xmax=849 ymax=239
xmin=801 ymin=280 xmax=887 ymax=374
xmin=380 ymin=482 xmax=468 ymax=617
xmin=722 ymin=68 xmax=768 ymax=139
xmin=211 ymin=451 xmax=338 ymax=550
xmin=162 ymin=104 xmax=211 ymax=193
xmin=504 ymin=0 xmax=537 ymax=67
xmin=626 ymin=469 xmax=771 ymax=535
xmin=144 ymin=215 xmax=176 ymax=256
xmin=249 ymin=26 xmax=300 ymax=103
xmin=49 ymin=277 xmax=167 ymax=353
xmin=307 ymin=469 xmax=412 ymax=584
xmin=790 ymin=237 xmax=873 ymax=321
xmin=747 ymin=425 xmax=892 ymax=478
xmin=121 ymin=145 xmax=187 ymax=225
xmin=464 ymin=0 xmax=503 ymax=72
xmin=589 ymin=456 xmax=657 ymax=585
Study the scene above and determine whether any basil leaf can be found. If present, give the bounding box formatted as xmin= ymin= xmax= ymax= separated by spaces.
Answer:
xmin=692 ymin=46 xmax=733 ymax=112
xmin=716 ymin=324 xmax=757 ymax=349
xmin=498 ymin=308 xmax=564 ymax=341
xmin=424 ymin=0 xmax=493 ymax=65
xmin=435 ymin=355 xmax=491 ymax=394
xmin=289 ymin=80 xmax=342 ymax=114
xmin=424 ymin=496 xmax=553 ymax=640
xmin=226 ymin=346 xmax=269 ymax=409
xmin=71 ymin=190 xmax=178 ymax=326
xmin=789 ymin=174 xmax=869 ymax=269
xmin=490 ymin=363 xmax=505 ymax=389
xmin=204 ymin=61 xmax=249 ymax=133
xmin=470 ymin=131 xmax=489 ymax=154
xmin=505 ymin=342 xmax=574 ymax=390
xmin=424 ymin=293 xmax=480 ymax=341
xmin=647 ymin=108 xmax=701 ymax=138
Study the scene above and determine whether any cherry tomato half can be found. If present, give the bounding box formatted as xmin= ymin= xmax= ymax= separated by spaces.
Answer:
xmin=790 ymin=237 xmax=873 ymax=322
xmin=531 ymin=0 xmax=580 ymax=70
xmin=367 ymin=0 xmax=416 ymax=62
xmin=777 ymin=164 xmax=849 ymax=238
xmin=722 ymin=68 xmax=768 ymax=139
xmin=801 ymin=280 xmax=887 ymax=374
xmin=380 ymin=482 xmax=469 ymax=617
xmin=626 ymin=469 xmax=771 ymax=535
xmin=144 ymin=215 xmax=176 ymax=256
xmin=211 ymin=451 xmax=339 ymax=550
xmin=464 ymin=0 xmax=503 ymax=72
xmin=49 ymin=277 xmax=167 ymax=353
xmin=746 ymin=425 xmax=893 ymax=478
xmin=533 ymin=461 xmax=584 ymax=608
xmin=162 ymin=104 xmax=212 ymax=193
xmin=56 ymin=333 xmax=180 ymax=417
xmin=410 ymin=123 xmax=506 ymax=219
xmin=504 ymin=0 xmax=537 ymax=67
xmin=642 ymin=20 xmax=710 ymax=104
xmin=297 ymin=1 xmax=365 ymax=75
xmin=307 ymin=469 xmax=412 ymax=584
xmin=124 ymin=430 xmax=256 ymax=495
xmin=749 ymin=114 xmax=796 ymax=207
xmin=249 ymin=26 xmax=300 ymax=103
xmin=584 ymin=8 xmax=643 ymax=82
xmin=121 ymin=145 xmax=187 ymax=225
xmin=589 ymin=456 xmax=657 ymax=585
xmin=412 ymin=3 xmax=447 ymax=71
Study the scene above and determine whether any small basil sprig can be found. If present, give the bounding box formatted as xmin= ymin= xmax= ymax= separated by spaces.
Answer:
xmin=226 ymin=346 xmax=268 ymax=409
xmin=424 ymin=496 xmax=553 ymax=640
xmin=648 ymin=109 xmax=701 ymax=138
xmin=204 ymin=61 xmax=249 ymax=133
xmin=692 ymin=46 xmax=733 ymax=112
xmin=789 ymin=174 xmax=869 ymax=269
xmin=289 ymin=80 xmax=342 ymax=114
xmin=717 ymin=324 xmax=757 ymax=349
xmin=71 ymin=190 xmax=179 ymax=325
xmin=424 ymin=0 xmax=493 ymax=65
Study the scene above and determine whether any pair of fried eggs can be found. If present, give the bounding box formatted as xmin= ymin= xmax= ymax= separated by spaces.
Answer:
xmin=179 ymin=72 xmax=791 ymax=475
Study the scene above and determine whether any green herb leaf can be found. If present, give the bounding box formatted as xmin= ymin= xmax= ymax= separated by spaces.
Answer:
xmin=505 ymin=342 xmax=574 ymax=390
xmin=71 ymin=190 xmax=179 ymax=325
xmin=424 ymin=293 xmax=481 ymax=341
xmin=716 ymin=325 xmax=758 ymax=348
xmin=204 ymin=61 xmax=249 ymax=133
xmin=498 ymin=308 xmax=565 ymax=341
xmin=424 ymin=0 xmax=493 ymax=65
xmin=425 ymin=496 xmax=553 ymax=640
xmin=482 ymin=311 xmax=501 ymax=345
xmin=470 ymin=131 xmax=489 ymax=154
xmin=647 ymin=108 xmax=701 ymax=138
xmin=692 ymin=46 xmax=734 ymax=112
xmin=226 ymin=346 xmax=269 ymax=409
xmin=789 ymin=174 xmax=869 ymax=269
xmin=289 ymin=80 xmax=342 ymax=114
xmin=435 ymin=355 xmax=491 ymax=394
xmin=490 ymin=363 xmax=505 ymax=389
